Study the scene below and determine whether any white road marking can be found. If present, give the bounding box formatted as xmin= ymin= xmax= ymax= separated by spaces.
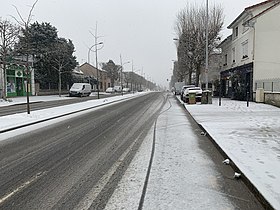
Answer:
xmin=0 ymin=171 xmax=46 ymax=205
xmin=74 ymin=134 xmax=142 ymax=210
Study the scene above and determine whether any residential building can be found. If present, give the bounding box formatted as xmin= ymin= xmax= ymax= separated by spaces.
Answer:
xmin=78 ymin=62 xmax=110 ymax=92
xmin=219 ymin=0 xmax=280 ymax=104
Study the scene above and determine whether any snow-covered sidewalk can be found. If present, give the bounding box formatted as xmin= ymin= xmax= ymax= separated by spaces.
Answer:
xmin=0 ymin=92 xmax=112 ymax=107
xmin=185 ymin=98 xmax=280 ymax=209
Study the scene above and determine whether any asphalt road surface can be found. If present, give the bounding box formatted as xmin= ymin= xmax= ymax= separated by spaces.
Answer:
xmin=0 ymin=92 xmax=165 ymax=209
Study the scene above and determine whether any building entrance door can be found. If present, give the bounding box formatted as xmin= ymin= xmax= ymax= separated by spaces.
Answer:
xmin=16 ymin=77 xmax=24 ymax=96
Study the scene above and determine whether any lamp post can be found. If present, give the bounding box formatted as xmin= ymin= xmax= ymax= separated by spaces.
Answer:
xmin=89 ymin=22 xmax=104 ymax=99
xmin=119 ymin=54 xmax=130 ymax=96
xmin=205 ymin=0 xmax=209 ymax=90
xmin=87 ymin=42 xmax=103 ymax=96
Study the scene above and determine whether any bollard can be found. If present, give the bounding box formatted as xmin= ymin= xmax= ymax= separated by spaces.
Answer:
xmin=247 ymin=91 xmax=249 ymax=107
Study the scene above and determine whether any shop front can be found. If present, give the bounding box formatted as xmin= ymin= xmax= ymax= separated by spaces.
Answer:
xmin=220 ymin=62 xmax=253 ymax=101
xmin=6 ymin=64 xmax=32 ymax=97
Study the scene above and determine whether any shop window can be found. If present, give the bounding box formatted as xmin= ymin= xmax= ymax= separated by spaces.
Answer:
xmin=7 ymin=78 xmax=16 ymax=93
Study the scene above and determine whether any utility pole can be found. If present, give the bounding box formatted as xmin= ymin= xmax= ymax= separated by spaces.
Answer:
xmin=120 ymin=54 xmax=123 ymax=96
xmin=131 ymin=60 xmax=134 ymax=93
xmin=95 ymin=23 xmax=100 ymax=99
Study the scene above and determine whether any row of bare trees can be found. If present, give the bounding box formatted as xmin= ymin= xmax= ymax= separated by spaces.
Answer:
xmin=174 ymin=3 xmax=224 ymax=86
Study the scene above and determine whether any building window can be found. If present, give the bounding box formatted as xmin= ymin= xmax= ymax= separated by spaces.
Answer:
xmin=232 ymin=48 xmax=236 ymax=63
xmin=235 ymin=27 xmax=238 ymax=37
xmin=224 ymin=54 xmax=228 ymax=66
xmin=242 ymin=40 xmax=248 ymax=59
xmin=243 ymin=17 xmax=249 ymax=33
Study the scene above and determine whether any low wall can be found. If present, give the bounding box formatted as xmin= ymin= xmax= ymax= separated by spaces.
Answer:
xmin=253 ymin=92 xmax=280 ymax=108
xmin=264 ymin=92 xmax=280 ymax=108
xmin=37 ymin=89 xmax=69 ymax=96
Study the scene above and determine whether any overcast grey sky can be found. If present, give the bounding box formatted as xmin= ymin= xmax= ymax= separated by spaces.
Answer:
xmin=1 ymin=0 xmax=264 ymax=88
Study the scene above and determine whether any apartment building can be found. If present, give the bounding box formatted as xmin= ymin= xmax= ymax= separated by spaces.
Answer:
xmin=219 ymin=0 xmax=280 ymax=103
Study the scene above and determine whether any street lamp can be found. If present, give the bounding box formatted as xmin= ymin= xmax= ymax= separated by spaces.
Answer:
xmin=88 ymin=42 xmax=103 ymax=64
xmin=89 ymin=22 xmax=104 ymax=99
xmin=120 ymin=54 xmax=130 ymax=96
xmin=205 ymin=0 xmax=209 ymax=90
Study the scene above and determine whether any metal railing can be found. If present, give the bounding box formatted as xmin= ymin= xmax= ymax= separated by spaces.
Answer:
xmin=255 ymin=80 xmax=280 ymax=92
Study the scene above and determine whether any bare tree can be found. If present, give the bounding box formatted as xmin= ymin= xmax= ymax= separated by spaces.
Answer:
xmin=0 ymin=19 xmax=20 ymax=100
xmin=49 ymin=38 xmax=76 ymax=97
xmin=11 ymin=0 xmax=39 ymax=114
xmin=174 ymin=3 xmax=223 ymax=86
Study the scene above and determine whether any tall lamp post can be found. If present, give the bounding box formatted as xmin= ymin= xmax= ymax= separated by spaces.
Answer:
xmin=88 ymin=42 xmax=103 ymax=93
xmin=89 ymin=22 xmax=103 ymax=99
xmin=205 ymin=0 xmax=209 ymax=90
xmin=119 ymin=54 xmax=130 ymax=96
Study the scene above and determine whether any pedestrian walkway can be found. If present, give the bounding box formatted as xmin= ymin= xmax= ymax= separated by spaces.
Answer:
xmin=105 ymin=95 xmax=263 ymax=210
xmin=185 ymin=98 xmax=280 ymax=209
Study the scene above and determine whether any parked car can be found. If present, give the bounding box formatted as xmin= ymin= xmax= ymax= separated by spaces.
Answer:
xmin=180 ymin=85 xmax=195 ymax=100
xmin=122 ymin=88 xmax=130 ymax=92
xmin=106 ymin=87 xmax=115 ymax=93
xmin=174 ymin=82 xmax=184 ymax=95
xmin=183 ymin=87 xmax=203 ymax=103
xmin=114 ymin=86 xmax=122 ymax=92
xmin=69 ymin=83 xmax=91 ymax=97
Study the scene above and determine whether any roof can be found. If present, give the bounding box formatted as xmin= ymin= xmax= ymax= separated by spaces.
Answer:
xmin=79 ymin=62 xmax=106 ymax=77
xmin=227 ymin=0 xmax=278 ymax=28
xmin=72 ymin=66 xmax=84 ymax=75
xmin=218 ymin=35 xmax=232 ymax=48
xmin=245 ymin=1 xmax=280 ymax=24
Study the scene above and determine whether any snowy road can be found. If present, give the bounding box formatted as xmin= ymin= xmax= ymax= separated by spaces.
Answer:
xmin=0 ymin=92 xmax=164 ymax=209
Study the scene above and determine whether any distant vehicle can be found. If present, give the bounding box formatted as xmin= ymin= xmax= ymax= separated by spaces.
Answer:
xmin=122 ymin=88 xmax=130 ymax=92
xmin=174 ymin=82 xmax=185 ymax=95
xmin=69 ymin=83 xmax=91 ymax=97
xmin=180 ymin=85 xmax=195 ymax=100
xmin=106 ymin=87 xmax=115 ymax=93
xmin=183 ymin=87 xmax=202 ymax=103
xmin=114 ymin=86 xmax=122 ymax=92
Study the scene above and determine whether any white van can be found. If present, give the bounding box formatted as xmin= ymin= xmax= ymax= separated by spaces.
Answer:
xmin=69 ymin=83 xmax=91 ymax=97
xmin=114 ymin=86 xmax=122 ymax=92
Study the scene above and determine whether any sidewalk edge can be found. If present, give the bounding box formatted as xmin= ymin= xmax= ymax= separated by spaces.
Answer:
xmin=175 ymin=96 xmax=274 ymax=210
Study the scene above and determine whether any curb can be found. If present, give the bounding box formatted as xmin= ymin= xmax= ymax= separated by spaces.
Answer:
xmin=174 ymin=95 xmax=274 ymax=210
xmin=0 ymin=96 xmax=135 ymax=134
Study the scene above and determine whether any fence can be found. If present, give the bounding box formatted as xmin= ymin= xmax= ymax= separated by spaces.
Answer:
xmin=255 ymin=80 xmax=280 ymax=92
xmin=254 ymin=80 xmax=280 ymax=108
